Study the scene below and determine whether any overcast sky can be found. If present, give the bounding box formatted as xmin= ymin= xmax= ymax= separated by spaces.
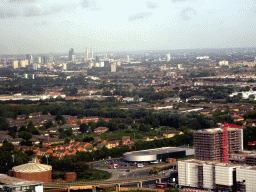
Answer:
xmin=0 ymin=0 xmax=256 ymax=54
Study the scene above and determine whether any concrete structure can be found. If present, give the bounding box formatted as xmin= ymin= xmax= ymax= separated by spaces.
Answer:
xmin=33 ymin=63 xmax=38 ymax=70
xmin=219 ymin=60 xmax=229 ymax=66
xmin=229 ymin=89 xmax=256 ymax=100
xmin=196 ymin=56 xmax=209 ymax=59
xmin=63 ymin=63 xmax=67 ymax=70
xmin=123 ymin=147 xmax=194 ymax=163
xmin=49 ymin=52 xmax=54 ymax=63
xmin=166 ymin=54 xmax=171 ymax=62
xmin=89 ymin=51 xmax=93 ymax=60
xmin=0 ymin=93 xmax=65 ymax=101
xmin=194 ymin=127 xmax=242 ymax=162
xmin=72 ymin=55 xmax=76 ymax=63
xmin=0 ymin=174 xmax=43 ymax=192
xmin=38 ymin=56 xmax=42 ymax=63
xmin=95 ymin=62 xmax=100 ymax=67
xmin=69 ymin=48 xmax=74 ymax=61
xmin=64 ymin=172 xmax=77 ymax=181
xmin=48 ymin=62 xmax=53 ymax=71
xmin=126 ymin=55 xmax=130 ymax=63
xmin=111 ymin=62 xmax=116 ymax=72
xmin=85 ymin=50 xmax=89 ymax=61
xmin=116 ymin=60 xmax=121 ymax=67
xmin=178 ymin=159 xmax=255 ymax=192
xmin=13 ymin=60 xmax=19 ymax=69
xmin=21 ymin=60 xmax=28 ymax=68
xmin=89 ymin=62 xmax=94 ymax=69
xmin=10 ymin=162 xmax=52 ymax=183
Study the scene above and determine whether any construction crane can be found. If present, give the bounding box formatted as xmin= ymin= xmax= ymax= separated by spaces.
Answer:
xmin=217 ymin=122 xmax=243 ymax=163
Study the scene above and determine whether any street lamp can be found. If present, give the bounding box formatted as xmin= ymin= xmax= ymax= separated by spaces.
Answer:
xmin=12 ymin=155 xmax=14 ymax=163
xmin=45 ymin=154 xmax=49 ymax=165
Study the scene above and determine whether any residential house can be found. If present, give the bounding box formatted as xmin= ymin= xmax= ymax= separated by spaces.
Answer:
xmin=122 ymin=136 xmax=130 ymax=145
xmin=94 ymin=137 xmax=101 ymax=143
xmin=163 ymin=130 xmax=183 ymax=138
xmin=143 ymin=136 xmax=155 ymax=142
xmin=106 ymin=140 xmax=120 ymax=149
xmin=164 ymin=97 xmax=181 ymax=103
xmin=186 ymin=95 xmax=205 ymax=102
xmin=93 ymin=127 xmax=109 ymax=133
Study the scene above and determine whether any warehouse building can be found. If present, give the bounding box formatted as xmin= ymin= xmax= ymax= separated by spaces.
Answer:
xmin=123 ymin=147 xmax=194 ymax=163
xmin=0 ymin=174 xmax=43 ymax=192
xmin=9 ymin=161 xmax=52 ymax=183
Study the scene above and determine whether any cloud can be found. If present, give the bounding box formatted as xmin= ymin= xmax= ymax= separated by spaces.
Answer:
xmin=128 ymin=12 xmax=153 ymax=21
xmin=0 ymin=8 xmax=19 ymax=19
xmin=80 ymin=0 xmax=101 ymax=11
xmin=33 ymin=20 xmax=48 ymax=27
xmin=180 ymin=7 xmax=197 ymax=20
xmin=8 ymin=0 xmax=35 ymax=2
xmin=171 ymin=0 xmax=187 ymax=2
xmin=145 ymin=1 xmax=159 ymax=9
xmin=22 ymin=5 xmax=65 ymax=17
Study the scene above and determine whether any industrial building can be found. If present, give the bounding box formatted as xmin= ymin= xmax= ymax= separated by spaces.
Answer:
xmin=0 ymin=174 xmax=43 ymax=192
xmin=123 ymin=147 xmax=194 ymax=163
xmin=9 ymin=161 xmax=52 ymax=183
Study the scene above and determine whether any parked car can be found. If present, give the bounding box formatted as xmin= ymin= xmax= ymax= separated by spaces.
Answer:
xmin=137 ymin=164 xmax=145 ymax=168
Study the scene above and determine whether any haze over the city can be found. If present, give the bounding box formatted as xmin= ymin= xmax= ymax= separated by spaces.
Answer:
xmin=0 ymin=0 xmax=256 ymax=54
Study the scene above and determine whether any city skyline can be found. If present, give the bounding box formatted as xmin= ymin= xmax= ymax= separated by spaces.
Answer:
xmin=0 ymin=0 xmax=256 ymax=54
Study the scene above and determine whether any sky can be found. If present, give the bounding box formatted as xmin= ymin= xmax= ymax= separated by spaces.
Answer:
xmin=0 ymin=0 xmax=256 ymax=54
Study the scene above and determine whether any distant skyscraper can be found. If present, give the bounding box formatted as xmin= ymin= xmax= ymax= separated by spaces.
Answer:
xmin=116 ymin=60 xmax=121 ymax=67
xmin=111 ymin=62 xmax=116 ymax=72
xmin=21 ymin=60 xmax=28 ymax=68
xmin=63 ymin=63 xmax=67 ymax=70
xmin=72 ymin=55 xmax=76 ymax=63
xmin=48 ymin=62 xmax=53 ymax=71
xmin=49 ymin=53 xmax=54 ymax=63
xmin=96 ymin=56 xmax=100 ymax=63
xmin=69 ymin=48 xmax=74 ymax=61
xmin=26 ymin=54 xmax=33 ymax=65
xmin=85 ymin=50 xmax=89 ymax=61
xmin=166 ymin=54 xmax=171 ymax=62
xmin=89 ymin=51 xmax=93 ymax=60
xmin=38 ymin=57 xmax=42 ymax=64
xmin=33 ymin=63 xmax=38 ymax=70
xmin=89 ymin=62 xmax=94 ymax=68
xmin=42 ymin=56 xmax=47 ymax=64
xmin=126 ymin=55 xmax=130 ymax=63
xmin=13 ymin=60 xmax=19 ymax=69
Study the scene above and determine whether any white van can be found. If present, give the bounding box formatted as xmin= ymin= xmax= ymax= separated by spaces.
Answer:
xmin=151 ymin=160 xmax=159 ymax=164
xmin=137 ymin=164 xmax=145 ymax=168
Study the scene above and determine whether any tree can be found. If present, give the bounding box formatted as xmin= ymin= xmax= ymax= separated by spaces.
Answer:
xmin=134 ymin=95 xmax=140 ymax=102
xmin=18 ymin=125 xmax=27 ymax=132
xmin=64 ymin=138 xmax=71 ymax=144
xmin=18 ymin=131 xmax=32 ymax=141
xmin=0 ymin=117 xmax=9 ymax=131
xmin=79 ymin=123 xmax=89 ymax=133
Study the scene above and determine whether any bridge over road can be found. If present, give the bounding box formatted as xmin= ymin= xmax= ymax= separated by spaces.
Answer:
xmin=43 ymin=174 xmax=173 ymax=192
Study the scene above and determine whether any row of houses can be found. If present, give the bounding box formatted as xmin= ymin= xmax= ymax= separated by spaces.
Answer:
xmin=13 ymin=131 xmax=184 ymax=159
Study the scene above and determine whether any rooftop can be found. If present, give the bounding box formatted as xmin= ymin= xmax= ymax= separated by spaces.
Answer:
xmin=124 ymin=146 xmax=193 ymax=156
xmin=0 ymin=174 xmax=42 ymax=188
xmin=12 ymin=162 xmax=52 ymax=173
